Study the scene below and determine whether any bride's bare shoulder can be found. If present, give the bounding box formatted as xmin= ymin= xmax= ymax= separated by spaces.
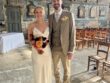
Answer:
xmin=28 ymin=21 xmax=36 ymax=29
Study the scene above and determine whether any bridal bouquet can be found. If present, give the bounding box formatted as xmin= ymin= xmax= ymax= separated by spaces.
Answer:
xmin=33 ymin=36 xmax=49 ymax=54
xmin=30 ymin=34 xmax=49 ymax=54
xmin=33 ymin=36 xmax=49 ymax=48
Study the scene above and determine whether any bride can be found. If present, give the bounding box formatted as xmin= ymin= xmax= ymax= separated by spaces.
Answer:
xmin=28 ymin=6 xmax=52 ymax=83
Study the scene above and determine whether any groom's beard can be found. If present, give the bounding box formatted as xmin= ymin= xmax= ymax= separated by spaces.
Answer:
xmin=53 ymin=4 xmax=61 ymax=10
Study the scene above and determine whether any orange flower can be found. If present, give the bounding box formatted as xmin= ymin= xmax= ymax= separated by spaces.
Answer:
xmin=35 ymin=37 xmax=43 ymax=48
xmin=33 ymin=36 xmax=49 ymax=49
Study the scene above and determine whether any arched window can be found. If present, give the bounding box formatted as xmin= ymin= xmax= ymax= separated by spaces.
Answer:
xmin=26 ymin=1 xmax=35 ymax=17
xmin=99 ymin=6 xmax=106 ymax=17
xmin=90 ymin=6 xmax=97 ymax=18
xmin=77 ymin=6 xmax=85 ymax=18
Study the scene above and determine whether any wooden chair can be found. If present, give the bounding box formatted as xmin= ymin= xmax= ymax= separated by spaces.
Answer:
xmin=88 ymin=29 xmax=96 ymax=47
xmin=87 ymin=42 xmax=109 ymax=75
xmin=94 ymin=29 xmax=108 ymax=44
xmin=102 ymin=61 xmax=110 ymax=78
xmin=99 ymin=31 xmax=107 ymax=42
xmin=76 ymin=29 xmax=84 ymax=49
xmin=83 ymin=29 xmax=94 ymax=47
xmin=94 ymin=29 xmax=99 ymax=44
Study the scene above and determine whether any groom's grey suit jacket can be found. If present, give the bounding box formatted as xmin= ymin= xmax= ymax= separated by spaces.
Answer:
xmin=49 ymin=10 xmax=75 ymax=55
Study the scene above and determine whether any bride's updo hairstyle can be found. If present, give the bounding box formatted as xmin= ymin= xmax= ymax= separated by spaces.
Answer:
xmin=34 ymin=5 xmax=45 ymax=16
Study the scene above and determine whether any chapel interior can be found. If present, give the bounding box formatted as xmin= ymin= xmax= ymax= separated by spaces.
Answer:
xmin=0 ymin=0 xmax=110 ymax=83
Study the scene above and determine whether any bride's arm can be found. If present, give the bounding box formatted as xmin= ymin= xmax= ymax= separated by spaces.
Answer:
xmin=27 ymin=23 xmax=44 ymax=54
xmin=27 ymin=23 xmax=35 ymax=45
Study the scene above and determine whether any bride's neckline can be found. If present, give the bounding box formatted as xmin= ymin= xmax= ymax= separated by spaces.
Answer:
xmin=35 ymin=27 xmax=48 ymax=34
xmin=34 ymin=21 xmax=48 ymax=34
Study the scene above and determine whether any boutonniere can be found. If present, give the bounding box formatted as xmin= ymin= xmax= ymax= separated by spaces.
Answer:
xmin=61 ymin=16 xmax=69 ymax=21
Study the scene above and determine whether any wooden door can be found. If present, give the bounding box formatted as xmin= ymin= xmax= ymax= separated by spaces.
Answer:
xmin=6 ymin=6 xmax=22 ymax=32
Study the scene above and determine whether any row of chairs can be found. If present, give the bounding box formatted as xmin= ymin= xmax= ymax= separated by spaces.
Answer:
xmin=87 ymin=41 xmax=110 ymax=78
xmin=76 ymin=28 xmax=109 ymax=49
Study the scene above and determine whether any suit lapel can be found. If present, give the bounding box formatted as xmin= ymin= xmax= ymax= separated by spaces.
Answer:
xmin=58 ymin=11 xmax=65 ymax=23
xmin=53 ymin=11 xmax=65 ymax=23
xmin=59 ymin=11 xmax=65 ymax=33
xmin=59 ymin=11 xmax=65 ymax=46
xmin=52 ymin=11 xmax=65 ymax=33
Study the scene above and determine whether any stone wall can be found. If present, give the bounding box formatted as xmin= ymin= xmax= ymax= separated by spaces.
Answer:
xmin=70 ymin=0 xmax=110 ymax=28
xmin=0 ymin=0 xmax=110 ymax=31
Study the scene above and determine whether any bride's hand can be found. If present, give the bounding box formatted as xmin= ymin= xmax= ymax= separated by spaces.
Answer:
xmin=30 ymin=40 xmax=35 ymax=45
xmin=37 ymin=48 xmax=44 ymax=54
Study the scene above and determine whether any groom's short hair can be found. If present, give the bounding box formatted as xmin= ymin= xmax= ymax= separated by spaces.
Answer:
xmin=52 ymin=0 xmax=63 ymax=4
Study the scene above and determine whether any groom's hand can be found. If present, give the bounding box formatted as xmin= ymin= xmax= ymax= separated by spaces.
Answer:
xmin=67 ymin=52 xmax=73 ymax=60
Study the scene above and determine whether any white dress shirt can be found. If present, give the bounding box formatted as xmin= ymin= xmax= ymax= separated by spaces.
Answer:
xmin=54 ymin=9 xmax=63 ymax=22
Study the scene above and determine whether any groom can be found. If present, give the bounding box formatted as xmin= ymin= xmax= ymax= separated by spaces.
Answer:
xmin=49 ymin=0 xmax=76 ymax=83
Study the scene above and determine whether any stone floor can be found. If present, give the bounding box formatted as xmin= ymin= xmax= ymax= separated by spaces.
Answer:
xmin=0 ymin=44 xmax=110 ymax=83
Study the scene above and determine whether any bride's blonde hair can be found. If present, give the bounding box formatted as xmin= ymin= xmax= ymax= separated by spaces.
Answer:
xmin=34 ymin=5 xmax=45 ymax=16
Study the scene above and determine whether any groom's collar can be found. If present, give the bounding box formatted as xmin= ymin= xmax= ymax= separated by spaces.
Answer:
xmin=54 ymin=9 xmax=63 ymax=16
